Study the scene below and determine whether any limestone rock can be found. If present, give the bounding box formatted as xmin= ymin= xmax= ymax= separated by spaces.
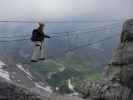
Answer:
xmin=0 ymin=78 xmax=45 ymax=100
xmin=122 ymin=19 xmax=133 ymax=34
xmin=121 ymin=19 xmax=133 ymax=43
xmin=78 ymin=81 xmax=132 ymax=100
xmin=48 ymin=93 xmax=84 ymax=100
xmin=77 ymin=18 xmax=133 ymax=100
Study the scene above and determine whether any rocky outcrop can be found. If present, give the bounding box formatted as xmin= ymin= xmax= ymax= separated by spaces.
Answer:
xmin=76 ymin=19 xmax=133 ymax=100
xmin=48 ymin=93 xmax=84 ymax=100
xmin=0 ymin=78 xmax=45 ymax=100
xmin=105 ymin=19 xmax=133 ymax=90
xmin=77 ymin=80 xmax=132 ymax=100
xmin=0 ymin=65 xmax=83 ymax=100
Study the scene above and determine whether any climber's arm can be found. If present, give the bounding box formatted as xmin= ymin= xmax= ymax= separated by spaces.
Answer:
xmin=44 ymin=34 xmax=51 ymax=38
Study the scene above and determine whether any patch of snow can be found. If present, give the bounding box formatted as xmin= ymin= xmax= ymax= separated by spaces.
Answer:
xmin=66 ymin=92 xmax=79 ymax=96
xmin=59 ymin=67 xmax=66 ymax=72
xmin=67 ymin=79 xmax=79 ymax=96
xmin=47 ymin=72 xmax=57 ymax=79
xmin=44 ymin=86 xmax=53 ymax=93
xmin=38 ymin=81 xmax=45 ymax=85
xmin=10 ymin=75 xmax=15 ymax=79
xmin=72 ymin=92 xmax=79 ymax=96
xmin=0 ymin=60 xmax=6 ymax=68
xmin=17 ymin=80 xmax=21 ymax=82
xmin=27 ymin=76 xmax=33 ymax=80
xmin=0 ymin=60 xmax=11 ymax=81
xmin=17 ymin=64 xmax=33 ymax=79
xmin=35 ymin=83 xmax=53 ymax=93
xmin=47 ymin=72 xmax=52 ymax=79
xmin=56 ymin=87 xmax=59 ymax=90
xmin=68 ymin=79 xmax=74 ymax=91
xmin=0 ymin=69 xmax=10 ymax=81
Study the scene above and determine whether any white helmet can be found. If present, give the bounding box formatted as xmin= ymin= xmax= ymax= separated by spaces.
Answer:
xmin=38 ymin=21 xmax=45 ymax=27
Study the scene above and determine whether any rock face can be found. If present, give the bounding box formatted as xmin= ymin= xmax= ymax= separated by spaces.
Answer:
xmin=76 ymin=18 xmax=133 ymax=100
xmin=105 ymin=18 xmax=133 ymax=90
xmin=0 ymin=78 xmax=84 ymax=100
xmin=0 ymin=78 xmax=45 ymax=100
xmin=48 ymin=93 xmax=84 ymax=100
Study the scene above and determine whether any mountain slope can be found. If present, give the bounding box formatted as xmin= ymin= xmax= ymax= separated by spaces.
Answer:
xmin=0 ymin=58 xmax=52 ymax=98
xmin=0 ymin=77 xmax=45 ymax=100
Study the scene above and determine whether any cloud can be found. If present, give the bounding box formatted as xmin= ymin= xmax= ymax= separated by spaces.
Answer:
xmin=0 ymin=0 xmax=133 ymax=21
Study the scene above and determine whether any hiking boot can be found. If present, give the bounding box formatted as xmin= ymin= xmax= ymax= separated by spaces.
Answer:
xmin=30 ymin=60 xmax=38 ymax=62
xmin=38 ymin=58 xmax=45 ymax=61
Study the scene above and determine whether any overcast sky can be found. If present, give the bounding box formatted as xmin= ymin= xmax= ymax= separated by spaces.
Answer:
xmin=0 ymin=0 xmax=133 ymax=21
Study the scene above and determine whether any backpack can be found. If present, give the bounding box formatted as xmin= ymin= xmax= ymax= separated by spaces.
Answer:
xmin=31 ymin=29 xmax=37 ymax=42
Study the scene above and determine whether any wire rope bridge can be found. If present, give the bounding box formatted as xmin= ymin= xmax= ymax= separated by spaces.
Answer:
xmin=0 ymin=20 xmax=122 ymax=60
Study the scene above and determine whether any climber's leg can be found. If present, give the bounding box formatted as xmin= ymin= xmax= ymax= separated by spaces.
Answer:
xmin=38 ymin=42 xmax=46 ymax=60
xmin=31 ymin=41 xmax=41 ymax=62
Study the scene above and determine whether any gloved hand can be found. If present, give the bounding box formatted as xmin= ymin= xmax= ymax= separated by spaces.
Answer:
xmin=44 ymin=35 xmax=51 ymax=38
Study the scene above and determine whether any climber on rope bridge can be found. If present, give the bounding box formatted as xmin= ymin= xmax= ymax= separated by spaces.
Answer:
xmin=31 ymin=22 xmax=50 ymax=62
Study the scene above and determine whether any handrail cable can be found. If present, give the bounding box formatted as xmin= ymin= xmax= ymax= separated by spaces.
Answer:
xmin=0 ymin=19 xmax=122 ymax=23
xmin=0 ymin=22 xmax=121 ymax=39
xmin=64 ymin=33 xmax=120 ymax=53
